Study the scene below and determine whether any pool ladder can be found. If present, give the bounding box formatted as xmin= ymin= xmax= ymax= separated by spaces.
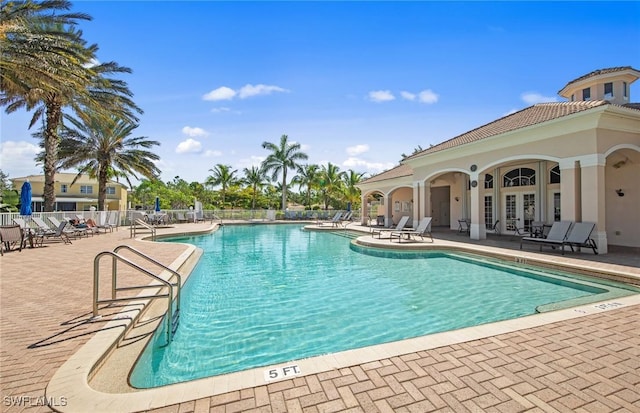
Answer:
xmin=93 ymin=245 xmax=181 ymax=345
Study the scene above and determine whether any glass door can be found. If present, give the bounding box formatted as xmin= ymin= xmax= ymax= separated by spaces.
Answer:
xmin=503 ymin=193 xmax=535 ymax=234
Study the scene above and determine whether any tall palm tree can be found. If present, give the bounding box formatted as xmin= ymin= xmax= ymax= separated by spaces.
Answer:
xmin=56 ymin=114 xmax=160 ymax=210
xmin=342 ymin=169 xmax=365 ymax=210
xmin=292 ymin=164 xmax=320 ymax=208
xmin=261 ymin=134 xmax=308 ymax=210
xmin=319 ymin=162 xmax=345 ymax=210
xmin=243 ymin=165 xmax=267 ymax=210
xmin=206 ymin=164 xmax=239 ymax=207
xmin=2 ymin=2 xmax=142 ymax=211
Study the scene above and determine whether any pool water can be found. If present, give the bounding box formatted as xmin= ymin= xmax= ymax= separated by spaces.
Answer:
xmin=130 ymin=224 xmax=633 ymax=388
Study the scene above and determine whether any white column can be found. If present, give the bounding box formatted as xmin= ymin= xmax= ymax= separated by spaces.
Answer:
xmin=559 ymin=158 xmax=580 ymax=222
xmin=412 ymin=181 xmax=420 ymax=225
xmin=469 ymin=173 xmax=486 ymax=240
xmin=579 ymin=154 xmax=608 ymax=254
xmin=384 ymin=193 xmax=393 ymax=227
xmin=360 ymin=193 xmax=368 ymax=225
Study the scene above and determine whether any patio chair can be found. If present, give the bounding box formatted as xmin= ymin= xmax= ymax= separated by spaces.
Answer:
xmin=372 ymin=215 xmax=410 ymax=239
xmin=320 ymin=211 xmax=342 ymax=226
xmin=31 ymin=217 xmax=57 ymax=236
xmin=335 ymin=211 xmax=353 ymax=228
xmin=458 ymin=219 xmax=470 ymax=234
xmin=0 ymin=225 xmax=24 ymax=255
xmin=519 ymin=221 xmax=572 ymax=253
xmin=44 ymin=220 xmax=73 ymax=244
xmin=12 ymin=218 xmax=35 ymax=247
xmin=390 ymin=217 xmax=433 ymax=243
xmin=175 ymin=212 xmax=188 ymax=223
xmin=48 ymin=217 xmax=85 ymax=240
xmin=561 ymin=222 xmax=598 ymax=255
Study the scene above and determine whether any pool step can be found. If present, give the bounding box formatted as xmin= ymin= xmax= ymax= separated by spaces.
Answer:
xmin=171 ymin=309 xmax=180 ymax=334
xmin=329 ymin=230 xmax=360 ymax=240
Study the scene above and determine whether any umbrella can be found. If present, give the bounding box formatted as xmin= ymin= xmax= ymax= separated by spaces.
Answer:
xmin=19 ymin=181 xmax=32 ymax=216
xmin=155 ymin=196 xmax=161 ymax=212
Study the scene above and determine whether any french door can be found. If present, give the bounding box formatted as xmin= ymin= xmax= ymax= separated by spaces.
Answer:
xmin=504 ymin=193 xmax=535 ymax=233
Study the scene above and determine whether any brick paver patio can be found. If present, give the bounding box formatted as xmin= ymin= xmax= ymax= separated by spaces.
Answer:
xmin=1 ymin=222 xmax=638 ymax=412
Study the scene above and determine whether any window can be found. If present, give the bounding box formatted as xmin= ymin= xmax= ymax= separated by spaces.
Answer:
xmin=553 ymin=193 xmax=561 ymax=221
xmin=549 ymin=166 xmax=561 ymax=184
xmin=80 ymin=185 xmax=93 ymax=194
xmin=484 ymin=196 xmax=494 ymax=229
xmin=106 ymin=186 xmax=116 ymax=195
xmin=570 ymin=94 xmax=575 ymax=102
xmin=60 ymin=184 xmax=68 ymax=193
xmin=604 ymin=82 xmax=613 ymax=99
xmin=623 ymin=81 xmax=628 ymax=98
xmin=503 ymin=168 xmax=536 ymax=187
xmin=582 ymin=87 xmax=591 ymax=101
xmin=484 ymin=174 xmax=493 ymax=189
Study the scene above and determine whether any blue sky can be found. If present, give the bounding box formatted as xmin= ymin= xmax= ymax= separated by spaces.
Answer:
xmin=1 ymin=1 xmax=639 ymax=185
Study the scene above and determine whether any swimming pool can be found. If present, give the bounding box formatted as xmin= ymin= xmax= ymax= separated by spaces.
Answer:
xmin=130 ymin=224 xmax=637 ymax=388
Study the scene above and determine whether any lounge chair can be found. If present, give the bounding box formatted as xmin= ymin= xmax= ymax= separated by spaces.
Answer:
xmin=458 ymin=219 xmax=470 ymax=234
xmin=48 ymin=216 xmax=85 ymax=240
xmin=561 ymin=222 xmax=598 ymax=255
xmin=0 ymin=225 xmax=25 ymax=255
xmin=320 ymin=211 xmax=342 ymax=226
xmin=45 ymin=220 xmax=73 ymax=244
xmin=520 ymin=221 xmax=572 ymax=253
xmin=339 ymin=211 xmax=353 ymax=228
xmin=372 ymin=215 xmax=410 ymax=239
xmin=175 ymin=212 xmax=188 ymax=223
xmin=31 ymin=217 xmax=57 ymax=236
xmin=391 ymin=217 xmax=433 ymax=243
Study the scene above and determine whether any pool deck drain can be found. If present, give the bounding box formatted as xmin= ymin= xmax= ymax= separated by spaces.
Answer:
xmin=1 ymin=221 xmax=638 ymax=412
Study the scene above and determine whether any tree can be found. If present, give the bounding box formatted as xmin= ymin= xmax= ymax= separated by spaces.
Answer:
xmin=342 ymin=169 xmax=365 ymax=210
xmin=261 ymin=134 xmax=308 ymax=210
xmin=292 ymin=164 xmax=320 ymax=208
xmin=319 ymin=162 xmax=345 ymax=210
xmin=56 ymin=114 xmax=160 ymax=210
xmin=1 ymin=1 xmax=96 ymax=211
xmin=206 ymin=164 xmax=239 ymax=207
xmin=243 ymin=165 xmax=267 ymax=210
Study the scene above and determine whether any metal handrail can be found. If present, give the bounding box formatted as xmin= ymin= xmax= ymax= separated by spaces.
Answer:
xmin=130 ymin=218 xmax=156 ymax=240
xmin=93 ymin=246 xmax=182 ymax=345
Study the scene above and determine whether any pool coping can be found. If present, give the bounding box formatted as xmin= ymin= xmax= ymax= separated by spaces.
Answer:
xmin=45 ymin=225 xmax=640 ymax=413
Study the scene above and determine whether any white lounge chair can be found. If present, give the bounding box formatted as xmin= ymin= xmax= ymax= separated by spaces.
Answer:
xmin=520 ymin=221 xmax=572 ymax=253
xmin=561 ymin=222 xmax=598 ymax=255
xmin=391 ymin=217 xmax=433 ymax=243
xmin=372 ymin=216 xmax=410 ymax=239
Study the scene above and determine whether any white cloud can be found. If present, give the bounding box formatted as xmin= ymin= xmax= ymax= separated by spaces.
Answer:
xmin=175 ymin=138 xmax=203 ymax=154
xmin=342 ymin=157 xmax=395 ymax=173
xmin=400 ymin=91 xmax=416 ymax=101
xmin=237 ymin=155 xmax=265 ymax=169
xmin=203 ymin=86 xmax=236 ymax=101
xmin=211 ymin=107 xmax=231 ymax=113
xmin=238 ymin=84 xmax=289 ymax=99
xmin=368 ymin=90 xmax=395 ymax=102
xmin=204 ymin=150 xmax=223 ymax=157
xmin=346 ymin=144 xmax=370 ymax=156
xmin=503 ymin=108 xmax=519 ymax=117
xmin=0 ymin=140 xmax=40 ymax=177
xmin=300 ymin=143 xmax=311 ymax=151
xmin=521 ymin=92 xmax=558 ymax=105
xmin=182 ymin=126 xmax=209 ymax=137
xmin=418 ymin=89 xmax=439 ymax=104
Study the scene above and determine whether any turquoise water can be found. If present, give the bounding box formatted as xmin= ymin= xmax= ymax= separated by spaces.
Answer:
xmin=130 ymin=224 xmax=630 ymax=388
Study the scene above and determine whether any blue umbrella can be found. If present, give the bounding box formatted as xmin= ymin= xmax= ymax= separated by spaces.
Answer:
xmin=20 ymin=181 xmax=32 ymax=216
xmin=155 ymin=196 xmax=161 ymax=212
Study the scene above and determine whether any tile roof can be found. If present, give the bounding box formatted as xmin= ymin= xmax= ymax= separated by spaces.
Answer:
xmin=560 ymin=66 xmax=636 ymax=91
xmin=359 ymin=163 xmax=413 ymax=184
xmin=404 ymin=100 xmax=613 ymax=160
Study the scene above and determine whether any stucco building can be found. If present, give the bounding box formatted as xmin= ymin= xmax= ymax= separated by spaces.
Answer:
xmin=356 ymin=66 xmax=640 ymax=254
xmin=12 ymin=173 xmax=128 ymax=212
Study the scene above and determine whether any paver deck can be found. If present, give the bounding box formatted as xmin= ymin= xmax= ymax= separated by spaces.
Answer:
xmin=1 ymin=221 xmax=638 ymax=413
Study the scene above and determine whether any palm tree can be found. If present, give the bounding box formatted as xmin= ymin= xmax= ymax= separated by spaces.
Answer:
xmin=261 ymin=134 xmax=308 ymax=210
xmin=292 ymin=164 xmax=320 ymax=208
xmin=243 ymin=165 xmax=267 ymax=210
xmin=1 ymin=1 xmax=96 ymax=211
xmin=56 ymin=114 xmax=160 ymax=210
xmin=206 ymin=164 xmax=239 ymax=207
xmin=2 ymin=2 xmax=142 ymax=211
xmin=319 ymin=162 xmax=345 ymax=210
xmin=342 ymin=169 xmax=365 ymax=210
